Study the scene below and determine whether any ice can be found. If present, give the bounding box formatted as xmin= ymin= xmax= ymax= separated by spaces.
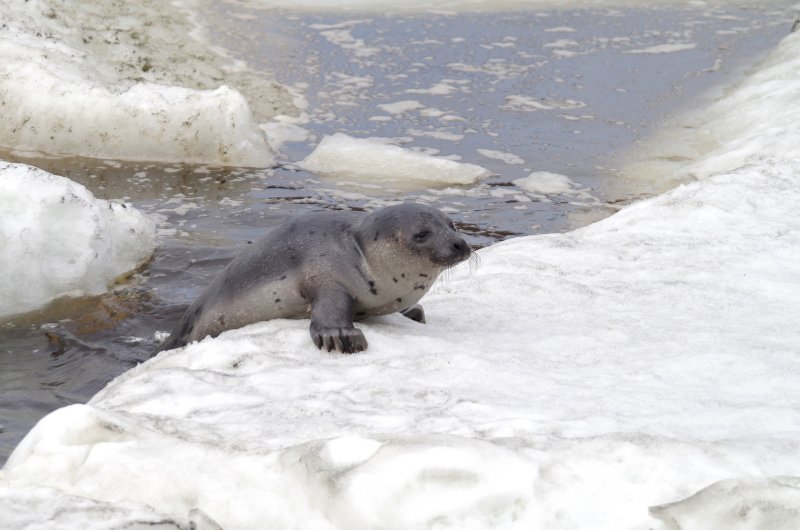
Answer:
xmin=319 ymin=435 xmax=384 ymax=467
xmin=0 ymin=0 xmax=293 ymax=166
xmin=512 ymin=171 xmax=598 ymax=204
xmin=513 ymin=171 xmax=577 ymax=194
xmin=0 ymin=482 xmax=221 ymax=530
xmin=3 ymin=404 xmax=541 ymax=528
xmin=651 ymin=477 xmax=800 ymax=530
xmin=309 ymin=20 xmax=381 ymax=59
xmin=299 ymin=133 xmax=491 ymax=188
xmin=407 ymin=128 xmax=465 ymax=141
xmin=405 ymin=81 xmax=466 ymax=95
xmin=500 ymin=95 xmax=586 ymax=112
xmin=4 ymin=157 xmax=800 ymax=525
xmin=0 ymin=163 xmax=156 ymax=318
xmin=261 ymin=113 xmax=313 ymax=152
xmin=4 ymin=7 xmax=800 ymax=530
xmin=625 ymin=42 xmax=698 ymax=54
xmin=477 ymin=148 xmax=525 ymax=165
xmin=376 ymin=100 xmax=425 ymax=114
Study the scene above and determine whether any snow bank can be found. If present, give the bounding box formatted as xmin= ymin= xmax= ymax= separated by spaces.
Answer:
xmin=0 ymin=163 xmax=156 ymax=318
xmin=7 ymin=157 xmax=794 ymax=528
xmin=0 ymin=0 xmax=291 ymax=166
xmin=678 ymin=31 xmax=800 ymax=180
xmin=3 ymin=13 xmax=800 ymax=530
xmin=0 ymin=481 xmax=219 ymax=530
xmin=299 ymin=133 xmax=491 ymax=188
xmin=651 ymin=477 xmax=800 ymax=530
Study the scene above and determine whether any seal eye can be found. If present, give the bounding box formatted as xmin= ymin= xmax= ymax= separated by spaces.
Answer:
xmin=413 ymin=230 xmax=430 ymax=243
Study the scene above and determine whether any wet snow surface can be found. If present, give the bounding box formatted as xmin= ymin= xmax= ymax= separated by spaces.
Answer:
xmin=2 ymin=0 xmax=800 ymax=528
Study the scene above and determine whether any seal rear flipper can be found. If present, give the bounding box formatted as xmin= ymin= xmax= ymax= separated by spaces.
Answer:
xmin=400 ymin=304 xmax=426 ymax=324
xmin=156 ymin=332 xmax=186 ymax=353
xmin=309 ymin=288 xmax=367 ymax=354
xmin=156 ymin=299 xmax=208 ymax=353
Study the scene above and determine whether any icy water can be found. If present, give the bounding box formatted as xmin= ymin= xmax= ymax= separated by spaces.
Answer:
xmin=0 ymin=4 xmax=793 ymax=462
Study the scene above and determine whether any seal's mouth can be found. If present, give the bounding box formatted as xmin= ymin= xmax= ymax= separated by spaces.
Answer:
xmin=433 ymin=239 xmax=471 ymax=267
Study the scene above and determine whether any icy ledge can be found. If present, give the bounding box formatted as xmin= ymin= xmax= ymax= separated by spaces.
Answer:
xmin=651 ymin=477 xmax=800 ymax=530
xmin=2 ymin=158 xmax=800 ymax=528
xmin=0 ymin=74 xmax=274 ymax=167
xmin=0 ymin=163 xmax=156 ymax=318
xmin=0 ymin=0 xmax=288 ymax=166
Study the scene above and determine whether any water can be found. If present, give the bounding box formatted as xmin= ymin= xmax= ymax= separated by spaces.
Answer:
xmin=0 ymin=4 xmax=792 ymax=463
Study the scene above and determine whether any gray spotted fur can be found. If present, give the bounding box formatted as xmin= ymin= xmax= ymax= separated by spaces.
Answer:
xmin=160 ymin=203 xmax=470 ymax=353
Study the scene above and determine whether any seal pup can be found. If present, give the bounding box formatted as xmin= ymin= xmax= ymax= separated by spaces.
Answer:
xmin=160 ymin=203 xmax=471 ymax=353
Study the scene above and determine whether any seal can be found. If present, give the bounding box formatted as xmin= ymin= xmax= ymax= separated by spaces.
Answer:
xmin=159 ymin=203 xmax=471 ymax=353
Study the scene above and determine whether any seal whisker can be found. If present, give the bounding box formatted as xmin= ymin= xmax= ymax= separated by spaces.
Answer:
xmin=443 ymin=267 xmax=458 ymax=285
xmin=468 ymin=250 xmax=481 ymax=273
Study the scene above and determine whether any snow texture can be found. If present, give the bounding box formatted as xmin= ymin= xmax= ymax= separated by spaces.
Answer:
xmin=0 ymin=163 xmax=156 ymax=318
xmin=3 ymin=12 xmax=800 ymax=530
xmin=299 ymin=133 xmax=491 ymax=187
xmin=0 ymin=0 xmax=290 ymax=166
xmin=0 ymin=482 xmax=221 ymax=530
xmin=651 ymin=477 xmax=800 ymax=530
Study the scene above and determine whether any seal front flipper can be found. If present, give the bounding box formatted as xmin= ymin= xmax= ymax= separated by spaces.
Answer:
xmin=400 ymin=304 xmax=426 ymax=324
xmin=309 ymin=288 xmax=368 ymax=354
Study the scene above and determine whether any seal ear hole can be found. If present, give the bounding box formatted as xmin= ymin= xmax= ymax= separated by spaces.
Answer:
xmin=413 ymin=230 xmax=430 ymax=243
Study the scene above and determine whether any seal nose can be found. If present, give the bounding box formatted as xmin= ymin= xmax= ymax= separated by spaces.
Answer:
xmin=452 ymin=239 xmax=470 ymax=260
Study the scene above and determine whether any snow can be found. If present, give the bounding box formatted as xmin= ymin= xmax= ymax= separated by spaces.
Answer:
xmin=0 ymin=0 xmax=292 ymax=166
xmin=3 ymin=10 xmax=800 ymax=530
xmin=651 ymin=477 xmax=800 ymax=530
xmin=299 ymin=133 xmax=492 ymax=188
xmin=0 ymin=163 xmax=156 ymax=318
xmin=0 ymin=482 xmax=218 ymax=530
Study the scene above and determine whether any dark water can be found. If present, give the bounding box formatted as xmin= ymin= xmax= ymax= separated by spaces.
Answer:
xmin=0 ymin=5 xmax=792 ymax=463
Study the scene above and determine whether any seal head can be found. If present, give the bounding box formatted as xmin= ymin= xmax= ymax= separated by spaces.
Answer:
xmin=361 ymin=204 xmax=470 ymax=268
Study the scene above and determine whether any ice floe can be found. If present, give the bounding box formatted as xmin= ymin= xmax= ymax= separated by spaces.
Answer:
xmin=0 ymin=0 xmax=292 ymax=166
xmin=0 ymin=163 xmax=155 ymax=318
xmin=299 ymin=133 xmax=491 ymax=188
